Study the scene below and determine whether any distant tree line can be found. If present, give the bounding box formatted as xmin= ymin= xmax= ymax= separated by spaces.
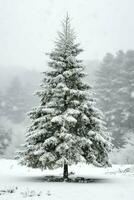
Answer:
xmin=95 ymin=50 xmax=134 ymax=163
xmin=0 ymin=74 xmax=40 ymax=123
xmin=0 ymin=71 xmax=40 ymax=157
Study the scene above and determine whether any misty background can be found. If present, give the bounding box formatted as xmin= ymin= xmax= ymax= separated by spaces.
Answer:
xmin=0 ymin=0 xmax=134 ymax=163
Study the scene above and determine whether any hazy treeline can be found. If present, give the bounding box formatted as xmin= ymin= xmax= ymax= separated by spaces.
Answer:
xmin=95 ymin=50 xmax=134 ymax=164
xmin=0 ymin=67 xmax=41 ymax=157
xmin=0 ymin=68 xmax=41 ymax=122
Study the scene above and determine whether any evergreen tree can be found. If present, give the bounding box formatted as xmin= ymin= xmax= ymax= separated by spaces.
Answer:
xmin=20 ymin=15 xmax=111 ymax=179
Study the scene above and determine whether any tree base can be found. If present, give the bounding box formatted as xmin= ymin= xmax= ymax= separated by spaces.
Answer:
xmin=42 ymin=176 xmax=102 ymax=183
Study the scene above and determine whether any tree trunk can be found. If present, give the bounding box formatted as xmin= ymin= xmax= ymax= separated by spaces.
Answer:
xmin=63 ymin=163 xmax=68 ymax=180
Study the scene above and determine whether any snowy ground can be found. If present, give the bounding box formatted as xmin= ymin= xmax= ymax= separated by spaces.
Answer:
xmin=0 ymin=159 xmax=134 ymax=200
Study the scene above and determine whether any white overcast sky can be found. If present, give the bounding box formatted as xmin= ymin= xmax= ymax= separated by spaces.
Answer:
xmin=0 ymin=0 xmax=134 ymax=69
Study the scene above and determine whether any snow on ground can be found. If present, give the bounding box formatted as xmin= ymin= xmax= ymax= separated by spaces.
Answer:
xmin=0 ymin=159 xmax=134 ymax=200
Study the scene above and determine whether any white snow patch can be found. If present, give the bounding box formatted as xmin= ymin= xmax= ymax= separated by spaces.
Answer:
xmin=0 ymin=159 xmax=134 ymax=200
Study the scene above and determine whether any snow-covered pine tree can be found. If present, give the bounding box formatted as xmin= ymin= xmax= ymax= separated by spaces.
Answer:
xmin=20 ymin=15 xmax=111 ymax=179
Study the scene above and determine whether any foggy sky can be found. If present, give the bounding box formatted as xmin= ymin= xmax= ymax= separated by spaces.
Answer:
xmin=0 ymin=0 xmax=134 ymax=70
